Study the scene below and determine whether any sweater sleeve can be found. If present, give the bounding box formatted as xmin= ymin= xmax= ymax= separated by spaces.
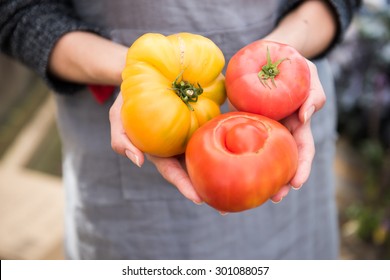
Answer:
xmin=278 ymin=0 xmax=362 ymax=58
xmin=0 ymin=0 xmax=109 ymax=94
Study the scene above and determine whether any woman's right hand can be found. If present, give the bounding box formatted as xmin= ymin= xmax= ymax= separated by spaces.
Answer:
xmin=109 ymin=93 xmax=203 ymax=205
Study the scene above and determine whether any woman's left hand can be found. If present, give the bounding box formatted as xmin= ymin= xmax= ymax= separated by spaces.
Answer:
xmin=270 ymin=59 xmax=326 ymax=203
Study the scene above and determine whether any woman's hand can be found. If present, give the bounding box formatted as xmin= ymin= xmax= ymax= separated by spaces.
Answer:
xmin=270 ymin=60 xmax=326 ymax=203
xmin=110 ymin=59 xmax=326 ymax=207
xmin=109 ymin=93 xmax=145 ymax=167
xmin=110 ymin=61 xmax=325 ymax=208
xmin=109 ymin=93 xmax=203 ymax=204
xmin=261 ymin=0 xmax=336 ymax=202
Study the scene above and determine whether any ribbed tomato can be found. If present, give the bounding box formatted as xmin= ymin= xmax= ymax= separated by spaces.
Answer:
xmin=121 ymin=33 xmax=226 ymax=157
xmin=225 ymin=40 xmax=310 ymax=120
xmin=185 ymin=112 xmax=298 ymax=212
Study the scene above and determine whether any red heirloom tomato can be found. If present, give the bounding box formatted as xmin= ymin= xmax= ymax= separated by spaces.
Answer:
xmin=225 ymin=40 xmax=310 ymax=120
xmin=185 ymin=112 xmax=298 ymax=212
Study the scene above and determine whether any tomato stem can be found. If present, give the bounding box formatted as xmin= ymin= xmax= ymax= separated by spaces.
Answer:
xmin=258 ymin=47 xmax=288 ymax=89
xmin=171 ymin=71 xmax=203 ymax=111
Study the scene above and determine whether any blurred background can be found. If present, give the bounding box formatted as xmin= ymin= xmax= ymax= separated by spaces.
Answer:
xmin=0 ymin=0 xmax=389 ymax=260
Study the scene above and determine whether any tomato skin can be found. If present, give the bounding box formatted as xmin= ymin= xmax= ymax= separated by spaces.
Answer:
xmin=121 ymin=33 xmax=226 ymax=157
xmin=185 ymin=112 xmax=298 ymax=212
xmin=225 ymin=40 xmax=310 ymax=120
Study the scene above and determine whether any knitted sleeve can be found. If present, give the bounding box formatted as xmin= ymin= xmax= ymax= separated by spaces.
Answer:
xmin=0 ymin=0 xmax=108 ymax=94
xmin=278 ymin=0 xmax=362 ymax=58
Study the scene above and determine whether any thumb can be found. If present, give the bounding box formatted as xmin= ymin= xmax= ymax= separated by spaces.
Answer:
xmin=109 ymin=93 xmax=144 ymax=167
xmin=299 ymin=60 xmax=326 ymax=124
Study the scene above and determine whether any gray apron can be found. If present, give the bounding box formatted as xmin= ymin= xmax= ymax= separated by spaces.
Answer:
xmin=55 ymin=0 xmax=339 ymax=259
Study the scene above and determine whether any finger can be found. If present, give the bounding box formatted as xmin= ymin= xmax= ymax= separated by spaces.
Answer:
xmin=270 ymin=185 xmax=291 ymax=203
xmin=147 ymin=155 xmax=203 ymax=204
xmin=227 ymin=99 xmax=238 ymax=112
xmin=289 ymin=119 xmax=315 ymax=189
xmin=299 ymin=60 xmax=326 ymax=124
xmin=109 ymin=93 xmax=144 ymax=167
xmin=282 ymin=112 xmax=300 ymax=133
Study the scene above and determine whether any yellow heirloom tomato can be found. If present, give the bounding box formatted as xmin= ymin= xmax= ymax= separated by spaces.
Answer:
xmin=121 ymin=32 xmax=226 ymax=157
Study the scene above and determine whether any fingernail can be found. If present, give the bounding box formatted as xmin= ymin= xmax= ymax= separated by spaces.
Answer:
xmin=291 ymin=184 xmax=302 ymax=190
xmin=219 ymin=211 xmax=228 ymax=216
xmin=192 ymin=200 xmax=204 ymax=205
xmin=271 ymin=197 xmax=284 ymax=204
xmin=125 ymin=150 xmax=141 ymax=167
xmin=304 ymin=106 xmax=315 ymax=124
xmin=271 ymin=187 xmax=289 ymax=203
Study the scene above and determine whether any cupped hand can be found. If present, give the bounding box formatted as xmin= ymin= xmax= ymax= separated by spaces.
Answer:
xmin=109 ymin=93 xmax=203 ymax=204
xmin=110 ymin=59 xmax=326 ymax=208
xmin=270 ymin=59 xmax=326 ymax=203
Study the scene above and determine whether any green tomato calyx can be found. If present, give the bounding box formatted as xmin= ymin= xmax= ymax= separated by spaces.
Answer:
xmin=172 ymin=71 xmax=203 ymax=111
xmin=258 ymin=46 xmax=289 ymax=89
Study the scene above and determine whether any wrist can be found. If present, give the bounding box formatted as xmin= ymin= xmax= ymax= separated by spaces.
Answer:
xmin=49 ymin=31 xmax=127 ymax=86
xmin=264 ymin=0 xmax=336 ymax=58
xmin=264 ymin=18 xmax=309 ymax=55
xmin=92 ymin=41 xmax=127 ymax=86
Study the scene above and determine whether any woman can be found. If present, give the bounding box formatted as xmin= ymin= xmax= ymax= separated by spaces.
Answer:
xmin=0 ymin=0 xmax=361 ymax=259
